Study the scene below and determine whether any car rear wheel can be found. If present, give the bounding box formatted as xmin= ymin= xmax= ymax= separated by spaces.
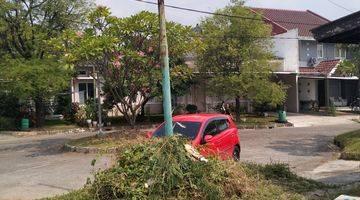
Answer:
xmin=233 ymin=145 xmax=240 ymax=161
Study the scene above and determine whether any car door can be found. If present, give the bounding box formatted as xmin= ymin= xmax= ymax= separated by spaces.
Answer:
xmin=200 ymin=118 xmax=232 ymax=159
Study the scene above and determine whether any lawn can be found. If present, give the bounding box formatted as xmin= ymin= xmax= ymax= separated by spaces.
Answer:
xmin=68 ymin=129 xmax=148 ymax=149
xmin=334 ymin=130 xmax=360 ymax=160
xmin=40 ymin=119 xmax=79 ymax=130
xmin=237 ymin=114 xmax=278 ymax=126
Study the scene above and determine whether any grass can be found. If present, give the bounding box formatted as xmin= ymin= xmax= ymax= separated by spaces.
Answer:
xmin=237 ymin=114 xmax=278 ymax=126
xmin=107 ymin=115 xmax=164 ymax=126
xmin=334 ymin=130 xmax=360 ymax=160
xmin=68 ymin=129 xmax=148 ymax=149
xmin=38 ymin=119 xmax=79 ymax=131
xmin=46 ymin=136 xmax=334 ymax=200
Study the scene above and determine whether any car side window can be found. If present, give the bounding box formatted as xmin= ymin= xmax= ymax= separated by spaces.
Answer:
xmin=204 ymin=119 xmax=229 ymax=136
xmin=217 ymin=119 xmax=229 ymax=132
xmin=204 ymin=121 xmax=218 ymax=136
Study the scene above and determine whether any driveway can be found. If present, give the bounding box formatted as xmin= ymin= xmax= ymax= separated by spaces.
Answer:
xmin=241 ymin=123 xmax=360 ymax=185
xmin=0 ymin=133 xmax=111 ymax=200
xmin=286 ymin=112 xmax=359 ymax=127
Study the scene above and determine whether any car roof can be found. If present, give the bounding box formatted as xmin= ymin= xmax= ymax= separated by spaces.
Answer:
xmin=172 ymin=113 xmax=229 ymax=122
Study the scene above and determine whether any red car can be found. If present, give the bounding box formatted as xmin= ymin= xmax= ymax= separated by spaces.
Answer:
xmin=148 ymin=114 xmax=241 ymax=161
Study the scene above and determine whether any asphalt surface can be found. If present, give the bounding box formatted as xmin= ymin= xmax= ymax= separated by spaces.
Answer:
xmin=0 ymin=123 xmax=360 ymax=199
xmin=0 ymin=133 xmax=111 ymax=200
xmin=240 ymin=123 xmax=360 ymax=185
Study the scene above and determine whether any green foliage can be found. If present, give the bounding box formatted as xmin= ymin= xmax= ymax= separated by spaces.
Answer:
xmin=243 ymin=163 xmax=327 ymax=194
xmin=0 ymin=0 xmax=94 ymax=60
xmin=0 ymin=90 xmax=20 ymax=118
xmin=334 ymin=130 xmax=360 ymax=160
xmin=0 ymin=59 xmax=71 ymax=100
xmin=336 ymin=60 xmax=357 ymax=76
xmin=54 ymin=136 xmax=320 ymax=200
xmin=57 ymin=7 xmax=197 ymax=126
xmin=185 ymin=104 xmax=198 ymax=114
xmin=198 ymin=3 xmax=287 ymax=118
xmin=54 ymin=93 xmax=72 ymax=116
xmin=0 ymin=0 xmax=94 ymax=127
xmin=326 ymin=104 xmax=337 ymax=116
xmin=0 ymin=117 xmax=16 ymax=131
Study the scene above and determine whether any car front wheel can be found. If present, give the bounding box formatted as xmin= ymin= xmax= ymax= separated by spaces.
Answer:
xmin=233 ymin=145 xmax=240 ymax=161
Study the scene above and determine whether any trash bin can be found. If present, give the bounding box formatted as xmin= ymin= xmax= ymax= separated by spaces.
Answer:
xmin=21 ymin=118 xmax=29 ymax=131
xmin=278 ymin=111 xmax=287 ymax=123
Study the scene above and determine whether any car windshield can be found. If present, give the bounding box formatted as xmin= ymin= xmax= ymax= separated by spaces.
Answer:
xmin=153 ymin=121 xmax=202 ymax=140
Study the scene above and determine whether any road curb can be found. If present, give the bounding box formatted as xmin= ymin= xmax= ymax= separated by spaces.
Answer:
xmin=64 ymin=143 xmax=120 ymax=154
xmin=237 ymin=122 xmax=293 ymax=130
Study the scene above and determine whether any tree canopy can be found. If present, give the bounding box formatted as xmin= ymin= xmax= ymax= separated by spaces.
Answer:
xmin=56 ymin=7 xmax=197 ymax=126
xmin=0 ymin=0 xmax=94 ymax=126
xmin=197 ymin=1 xmax=287 ymax=119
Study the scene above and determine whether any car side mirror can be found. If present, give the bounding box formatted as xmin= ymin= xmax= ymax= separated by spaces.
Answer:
xmin=204 ymin=134 xmax=213 ymax=143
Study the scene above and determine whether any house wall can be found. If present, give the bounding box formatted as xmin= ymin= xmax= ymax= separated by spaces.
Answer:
xmin=298 ymin=79 xmax=317 ymax=101
xmin=276 ymin=74 xmax=299 ymax=112
xmin=272 ymin=29 xmax=299 ymax=72
xmin=298 ymin=40 xmax=343 ymax=67
xmin=72 ymin=79 xmax=101 ymax=104
xmin=329 ymin=79 xmax=341 ymax=98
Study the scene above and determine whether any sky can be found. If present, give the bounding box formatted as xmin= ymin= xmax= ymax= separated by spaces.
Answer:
xmin=96 ymin=0 xmax=360 ymax=26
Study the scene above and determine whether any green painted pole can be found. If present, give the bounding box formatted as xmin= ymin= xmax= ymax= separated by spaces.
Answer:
xmin=158 ymin=0 xmax=173 ymax=136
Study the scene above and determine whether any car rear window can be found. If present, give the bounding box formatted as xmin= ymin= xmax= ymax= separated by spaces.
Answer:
xmin=153 ymin=121 xmax=201 ymax=140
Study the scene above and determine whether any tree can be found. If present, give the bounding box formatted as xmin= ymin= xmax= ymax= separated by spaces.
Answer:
xmin=57 ymin=7 xmax=197 ymax=127
xmin=197 ymin=0 xmax=287 ymax=120
xmin=0 ymin=0 xmax=94 ymax=126
xmin=1 ymin=59 xmax=71 ymax=125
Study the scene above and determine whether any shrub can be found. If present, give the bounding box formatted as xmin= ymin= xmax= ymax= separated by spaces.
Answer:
xmin=173 ymin=104 xmax=186 ymax=115
xmin=0 ymin=117 xmax=16 ymax=131
xmin=185 ymin=104 xmax=198 ymax=114
xmin=326 ymin=104 xmax=337 ymax=116
xmin=54 ymin=93 xmax=72 ymax=117
xmin=66 ymin=103 xmax=80 ymax=123
xmin=75 ymin=136 xmax=306 ymax=200
xmin=334 ymin=130 xmax=360 ymax=160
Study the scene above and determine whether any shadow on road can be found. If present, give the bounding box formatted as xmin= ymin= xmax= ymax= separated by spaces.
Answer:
xmin=266 ymin=135 xmax=334 ymax=156
xmin=0 ymin=137 xmax=70 ymax=157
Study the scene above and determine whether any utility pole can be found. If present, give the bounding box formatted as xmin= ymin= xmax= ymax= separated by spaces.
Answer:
xmin=158 ymin=0 xmax=173 ymax=136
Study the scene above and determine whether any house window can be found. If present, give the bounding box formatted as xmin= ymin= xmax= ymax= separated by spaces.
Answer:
xmin=317 ymin=44 xmax=323 ymax=58
xmin=78 ymin=83 xmax=95 ymax=104
xmin=335 ymin=46 xmax=346 ymax=59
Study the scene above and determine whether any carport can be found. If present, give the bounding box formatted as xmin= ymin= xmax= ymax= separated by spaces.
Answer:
xmin=311 ymin=11 xmax=360 ymax=108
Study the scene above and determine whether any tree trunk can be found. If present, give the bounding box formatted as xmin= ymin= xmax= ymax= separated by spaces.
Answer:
xmin=34 ymin=96 xmax=45 ymax=127
xmin=235 ymin=96 xmax=241 ymax=122
xmin=139 ymin=98 xmax=150 ymax=118
xmin=129 ymin=113 xmax=136 ymax=129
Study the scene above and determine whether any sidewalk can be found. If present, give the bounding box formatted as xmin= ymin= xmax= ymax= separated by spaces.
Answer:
xmin=286 ymin=113 xmax=359 ymax=127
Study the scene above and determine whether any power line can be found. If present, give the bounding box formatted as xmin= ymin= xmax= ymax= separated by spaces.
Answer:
xmin=190 ymin=34 xmax=304 ymax=40
xmin=133 ymin=0 xmax=326 ymax=26
xmin=326 ymin=0 xmax=354 ymax=13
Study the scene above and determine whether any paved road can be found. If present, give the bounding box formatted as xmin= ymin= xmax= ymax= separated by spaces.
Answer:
xmin=241 ymin=123 xmax=360 ymax=184
xmin=0 ymin=123 xmax=360 ymax=199
xmin=0 ymin=133 xmax=111 ymax=200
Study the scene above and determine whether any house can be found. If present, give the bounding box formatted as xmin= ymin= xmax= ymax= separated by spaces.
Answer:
xmin=71 ymin=8 xmax=359 ymax=115
xmin=177 ymin=8 xmax=358 ymax=113
xmin=248 ymin=8 xmax=358 ymax=112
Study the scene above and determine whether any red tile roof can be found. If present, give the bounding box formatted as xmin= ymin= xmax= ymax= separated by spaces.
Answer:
xmin=299 ymin=59 xmax=341 ymax=76
xmin=250 ymin=8 xmax=330 ymax=37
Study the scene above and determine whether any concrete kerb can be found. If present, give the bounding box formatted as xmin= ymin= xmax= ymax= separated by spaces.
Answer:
xmin=237 ymin=122 xmax=293 ymax=130
xmin=1 ymin=128 xmax=89 ymax=137
xmin=64 ymin=143 xmax=120 ymax=154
